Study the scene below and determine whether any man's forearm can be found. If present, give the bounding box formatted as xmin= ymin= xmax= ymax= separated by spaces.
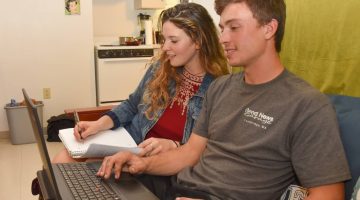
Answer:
xmin=143 ymin=134 xmax=207 ymax=176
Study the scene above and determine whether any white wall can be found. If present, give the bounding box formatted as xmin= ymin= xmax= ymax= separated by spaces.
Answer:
xmin=0 ymin=0 xmax=95 ymax=131
xmin=93 ymin=0 xmax=179 ymax=39
xmin=191 ymin=0 xmax=220 ymax=26
xmin=0 ymin=0 xmax=179 ymax=132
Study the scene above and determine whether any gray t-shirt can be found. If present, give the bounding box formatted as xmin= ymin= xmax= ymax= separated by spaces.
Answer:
xmin=177 ymin=70 xmax=351 ymax=200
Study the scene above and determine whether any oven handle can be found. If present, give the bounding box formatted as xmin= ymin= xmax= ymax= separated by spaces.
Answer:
xmin=100 ymin=57 xmax=153 ymax=62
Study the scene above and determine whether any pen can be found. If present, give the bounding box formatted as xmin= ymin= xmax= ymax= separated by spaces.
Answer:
xmin=74 ymin=111 xmax=83 ymax=139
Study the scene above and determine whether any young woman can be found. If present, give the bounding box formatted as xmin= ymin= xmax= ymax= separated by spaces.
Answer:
xmin=53 ymin=3 xmax=229 ymax=163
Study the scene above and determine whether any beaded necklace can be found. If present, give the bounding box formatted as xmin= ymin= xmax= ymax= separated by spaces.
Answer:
xmin=170 ymin=68 xmax=205 ymax=115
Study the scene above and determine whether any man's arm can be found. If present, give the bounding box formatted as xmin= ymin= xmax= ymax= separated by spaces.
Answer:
xmin=97 ymin=133 xmax=208 ymax=179
xmin=144 ymin=133 xmax=207 ymax=175
xmin=305 ymin=182 xmax=345 ymax=200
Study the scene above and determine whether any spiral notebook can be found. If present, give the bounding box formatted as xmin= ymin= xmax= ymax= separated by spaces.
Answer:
xmin=59 ymin=127 xmax=141 ymax=158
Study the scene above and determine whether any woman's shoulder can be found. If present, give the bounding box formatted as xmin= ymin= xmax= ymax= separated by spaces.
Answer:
xmin=148 ymin=60 xmax=161 ymax=72
xmin=142 ymin=60 xmax=161 ymax=78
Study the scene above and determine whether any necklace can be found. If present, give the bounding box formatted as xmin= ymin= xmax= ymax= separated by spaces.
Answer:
xmin=170 ymin=69 xmax=203 ymax=115
xmin=184 ymin=67 xmax=206 ymax=77
xmin=183 ymin=68 xmax=205 ymax=83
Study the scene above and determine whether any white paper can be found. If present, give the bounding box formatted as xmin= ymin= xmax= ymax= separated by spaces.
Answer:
xmin=83 ymin=144 xmax=140 ymax=158
xmin=59 ymin=127 xmax=140 ymax=158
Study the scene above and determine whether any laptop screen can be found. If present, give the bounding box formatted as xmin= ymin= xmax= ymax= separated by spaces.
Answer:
xmin=23 ymin=88 xmax=62 ymax=200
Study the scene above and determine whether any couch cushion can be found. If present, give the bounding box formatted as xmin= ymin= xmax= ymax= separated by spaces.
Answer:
xmin=352 ymin=177 xmax=360 ymax=200
xmin=328 ymin=95 xmax=360 ymax=200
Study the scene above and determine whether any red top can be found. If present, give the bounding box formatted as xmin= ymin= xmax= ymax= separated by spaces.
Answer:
xmin=145 ymin=69 xmax=203 ymax=142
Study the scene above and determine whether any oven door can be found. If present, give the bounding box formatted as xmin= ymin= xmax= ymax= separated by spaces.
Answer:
xmin=95 ymin=57 xmax=151 ymax=106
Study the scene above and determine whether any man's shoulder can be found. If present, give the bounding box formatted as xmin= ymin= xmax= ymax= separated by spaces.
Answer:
xmin=202 ymin=73 xmax=239 ymax=102
xmin=284 ymin=70 xmax=331 ymax=108
xmin=209 ymin=73 xmax=241 ymax=89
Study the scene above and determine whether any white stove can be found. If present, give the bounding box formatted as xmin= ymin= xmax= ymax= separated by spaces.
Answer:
xmin=94 ymin=42 xmax=160 ymax=106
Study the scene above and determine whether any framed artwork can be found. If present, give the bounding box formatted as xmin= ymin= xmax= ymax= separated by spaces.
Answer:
xmin=65 ymin=0 xmax=80 ymax=15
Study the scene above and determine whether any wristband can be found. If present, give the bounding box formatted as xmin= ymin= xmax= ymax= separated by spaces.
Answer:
xmin=172 ymin=140 xmax=179 ymax=148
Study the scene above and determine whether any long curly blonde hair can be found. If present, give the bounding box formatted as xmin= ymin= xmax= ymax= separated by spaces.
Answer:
xmin=143 ymin=3 xmax=229 ymax=119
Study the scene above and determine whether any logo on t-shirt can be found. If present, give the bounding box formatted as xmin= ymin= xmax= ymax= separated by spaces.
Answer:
xmin=244 ymin=107 xmax=274 ymax=130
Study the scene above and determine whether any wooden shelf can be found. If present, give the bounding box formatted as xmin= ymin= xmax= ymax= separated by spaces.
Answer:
xmin=64 ymin=105 xmax=115 ymax=121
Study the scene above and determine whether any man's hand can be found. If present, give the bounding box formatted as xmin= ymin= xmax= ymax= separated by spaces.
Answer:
xmin=96 ymin=134 xmax=207 ymax=178
xmin=138 ymin=137 xmax=178 ymax=157
xmin=96 ymin=151 xmax=147 ymax=179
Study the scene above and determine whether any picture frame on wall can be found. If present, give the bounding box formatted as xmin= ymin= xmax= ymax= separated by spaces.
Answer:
xmin=65 ymin=0 xmax=80 ymax=15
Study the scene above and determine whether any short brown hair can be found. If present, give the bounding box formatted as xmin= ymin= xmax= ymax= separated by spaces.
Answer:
xmin=215 ymin=0 xmax=286 ymax=52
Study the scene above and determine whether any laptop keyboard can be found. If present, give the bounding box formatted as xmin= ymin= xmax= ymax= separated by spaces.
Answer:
xmin=58 ymin=162 xmax=121 ymax=200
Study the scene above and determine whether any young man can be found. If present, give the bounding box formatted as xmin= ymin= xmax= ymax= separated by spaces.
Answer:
xmin=97 ymin=0 xmax=351 ymax=199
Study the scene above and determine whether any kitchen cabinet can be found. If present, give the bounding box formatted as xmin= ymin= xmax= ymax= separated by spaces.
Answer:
xmin=134 ymin=0 xmax=165 ymax=9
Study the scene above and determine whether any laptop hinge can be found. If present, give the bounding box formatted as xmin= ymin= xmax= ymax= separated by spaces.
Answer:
xmin=37 ymin=170 xmax=58 ymax=200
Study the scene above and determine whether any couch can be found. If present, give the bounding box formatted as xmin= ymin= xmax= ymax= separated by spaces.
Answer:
xmin=328 ymin=95 xmax=360 ymax=200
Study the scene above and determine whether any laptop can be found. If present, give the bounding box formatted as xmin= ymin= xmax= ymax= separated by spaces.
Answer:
xmin=22 ymin=89 xmax=158 ymax=200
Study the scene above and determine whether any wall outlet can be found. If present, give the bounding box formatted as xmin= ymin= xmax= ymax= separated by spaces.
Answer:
xmin=43 ymin=88 xmax=51 ymax=99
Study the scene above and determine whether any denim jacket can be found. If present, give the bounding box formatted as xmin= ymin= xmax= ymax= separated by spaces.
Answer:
xmin=105 ymin=61 xmax=214 ymax=144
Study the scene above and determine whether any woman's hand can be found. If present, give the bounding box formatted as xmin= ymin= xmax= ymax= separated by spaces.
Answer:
xmin=74 ymin=115 xmax=114 ymax=141
xmin=138 ymin=137 xmax=179 ymax=157
xmin=73 ymin=120 xmax=102 ymax=140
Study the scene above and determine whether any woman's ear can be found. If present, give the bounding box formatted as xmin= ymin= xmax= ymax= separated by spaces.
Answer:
xmin=195 ymin=41 xmax=201 ymax=50
xmin=263 ymin=19 xmax=278 ymax=40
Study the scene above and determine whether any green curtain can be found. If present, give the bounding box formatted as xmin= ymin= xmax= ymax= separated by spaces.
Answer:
xmin=280 ymin=0 xmax=360 ymax=97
